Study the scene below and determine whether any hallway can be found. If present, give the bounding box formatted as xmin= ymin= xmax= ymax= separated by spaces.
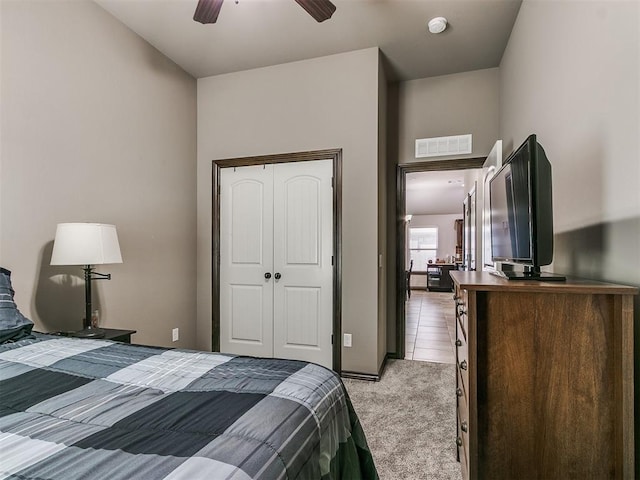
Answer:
xmin=405 ymin=290 xmax=456 ymax=363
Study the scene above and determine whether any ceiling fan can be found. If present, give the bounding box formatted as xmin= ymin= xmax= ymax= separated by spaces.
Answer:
xmin=193 ymin=0 xmax=337 ymax=24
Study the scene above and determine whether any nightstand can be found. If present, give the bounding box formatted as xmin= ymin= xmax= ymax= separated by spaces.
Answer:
xmin=51 ymin=328 xmax=137 ymax=344
xmin=99 ymin=328 xmax=137 ymax=343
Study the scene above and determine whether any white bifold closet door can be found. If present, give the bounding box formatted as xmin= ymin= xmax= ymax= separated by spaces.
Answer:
xmin=219 ymin=160 xmax=333 ymax=368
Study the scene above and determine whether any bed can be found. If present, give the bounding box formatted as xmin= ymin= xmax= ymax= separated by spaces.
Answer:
xmin=0 ymin=334 xmax=377 ymax=479
xmin=0 ymin=267 xmax=377 ymax=479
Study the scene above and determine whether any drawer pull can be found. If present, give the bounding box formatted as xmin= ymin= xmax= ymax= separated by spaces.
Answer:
xmin=455 ymin=339 xmax=462 ymax=347
xmin=460 ymin=360 xmax=468 ymax=370
xmin=456 ymin=388 xmax=463 ymax=397
xmin=456 ymin=437 xmax=463 ymax=447
xmin=461 ymin=421 xmax=468 ymax=433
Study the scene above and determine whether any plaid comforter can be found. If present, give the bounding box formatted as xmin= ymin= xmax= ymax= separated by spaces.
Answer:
xmin=0 ymin=334 xmax=377 ymax=479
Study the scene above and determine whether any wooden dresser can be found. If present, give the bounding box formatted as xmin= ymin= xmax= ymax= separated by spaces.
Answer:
xmin=450 ymin=271 xmax=637 ymax=479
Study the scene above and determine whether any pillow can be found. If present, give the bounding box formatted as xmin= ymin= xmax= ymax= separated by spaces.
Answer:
xmin=0 ymin=267 xmax=34 ymax=343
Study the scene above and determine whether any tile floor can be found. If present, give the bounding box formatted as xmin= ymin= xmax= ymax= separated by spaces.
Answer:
xmin=405 ymin=289 xmax=457 ymax=363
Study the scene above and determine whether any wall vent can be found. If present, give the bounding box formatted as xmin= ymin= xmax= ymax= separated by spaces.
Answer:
xmin=415 ymin=134 xmax=472 ymax=158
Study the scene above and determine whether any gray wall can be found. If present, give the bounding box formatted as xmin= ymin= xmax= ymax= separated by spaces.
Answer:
xmin=389 ymin=68 xmax=500 ymax=352
xmin=196 ymin=48 xmax=383 ymax=375
xmin=378 ymin=52 xmax=390 ymax=371
xmin=398 ymin=68 xmax=500 ymax=164
xmin=386 ymin=83 xmax=400 ymax=356
xmin=0 ymin=0 xmax=197 ymax=348
xmin=499 ymin=0 xmax=639 ymax=471
xmin=500 ymin=0 xmax=639 ymax=286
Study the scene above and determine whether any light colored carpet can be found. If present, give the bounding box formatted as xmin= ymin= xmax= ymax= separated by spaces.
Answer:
xmin=343 ymin=359 xmax=461 ymax=480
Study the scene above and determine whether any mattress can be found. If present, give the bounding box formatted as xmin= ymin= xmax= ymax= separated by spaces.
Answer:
xmin=0 ymin=334 xmax=377 ymax=479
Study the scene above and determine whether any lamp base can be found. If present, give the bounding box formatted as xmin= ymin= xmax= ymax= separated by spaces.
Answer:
xmin=71 ymin=327 xmax=106 ymax=339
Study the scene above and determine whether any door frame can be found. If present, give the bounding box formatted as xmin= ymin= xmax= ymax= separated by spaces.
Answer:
xmin=395 ymin=157 xmax=485 ymax=359
xmin=212 ymin=149 xmax=343 ymax=373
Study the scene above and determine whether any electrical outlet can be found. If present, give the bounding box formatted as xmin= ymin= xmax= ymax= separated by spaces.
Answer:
xmin=172 ymin=328 xmax=179 ymax=342
xmin=343 ymin=333 xmax=352 ymax=347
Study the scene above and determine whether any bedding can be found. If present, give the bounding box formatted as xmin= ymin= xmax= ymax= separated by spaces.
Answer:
xmin=0 ymin=268 xmax=34 ymax=343
xmin=0 ymin=334 xmax=378 ymax=479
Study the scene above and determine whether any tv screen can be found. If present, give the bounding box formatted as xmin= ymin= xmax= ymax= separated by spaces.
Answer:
xmin=490 ymin=162 xmax=529 ymax=261
xmin=489 ymin=135 xmax=564 ymax=281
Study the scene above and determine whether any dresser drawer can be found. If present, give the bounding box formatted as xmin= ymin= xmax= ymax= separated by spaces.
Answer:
xmin=457 ymin=410 xmax=470 ymax=477
xmin=456 ymin=319 xmax=469 ymax=396
xmin=460 ymin=443 xmax=469 ymax=480
xmin=455 ymin=287 xmax=469 ymax=339
xmin=457 ymin=366 xmax=468 ymax=418
xmin=449 ymin=271 xmax=636 ymax=479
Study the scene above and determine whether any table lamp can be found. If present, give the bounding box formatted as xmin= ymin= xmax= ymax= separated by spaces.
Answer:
xmin=50 ymin=223 xmax=123 ymax=338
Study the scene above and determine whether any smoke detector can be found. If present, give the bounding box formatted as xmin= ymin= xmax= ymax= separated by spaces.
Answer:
xmin=428 ymin=16 xmax=448 ymax=34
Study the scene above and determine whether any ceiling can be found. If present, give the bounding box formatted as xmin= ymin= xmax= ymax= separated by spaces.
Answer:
xmin=94 ymin=1 xmax=513 ymax=214
xmin=96 ymin=0 xmax=522 ymax=81
xmin=406 ymin=169 xmax=472 ymax=216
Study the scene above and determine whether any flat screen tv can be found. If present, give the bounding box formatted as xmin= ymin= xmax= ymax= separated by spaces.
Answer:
xmin=489 ymin=134 xmax=565 ymax=281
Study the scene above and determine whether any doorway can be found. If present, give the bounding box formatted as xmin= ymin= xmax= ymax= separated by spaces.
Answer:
xmin=212 ymin=149 xmax=342 ymax=372
xmin=395 ymin=157 xmax=485 ymax=360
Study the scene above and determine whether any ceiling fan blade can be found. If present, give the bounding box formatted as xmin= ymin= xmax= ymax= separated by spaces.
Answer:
xmin=294 ymin=0 xmax=336 ymax=22
xmin=193 ymin=0 xmax=224 ymax=24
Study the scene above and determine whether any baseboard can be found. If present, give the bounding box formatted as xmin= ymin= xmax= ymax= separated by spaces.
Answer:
xmin=341 ymin=371 xmax=379 ymax=381
xmin=378 ymin=352 xmax=390 ymax=378
xmin=341 ymin=353 xmax=390 ymax=382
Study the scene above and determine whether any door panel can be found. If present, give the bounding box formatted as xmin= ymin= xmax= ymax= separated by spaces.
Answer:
xmin=482 ymin=140 xmax=503 ymax=271
xmin=230 ymin=181 xmax=265 ymax=265
xmin=220 ymin=165 xmax=274 ymax=358
xmin=284 ymin=176 xmax=320 ymax=265
xmin=273 ymin=160 xmax=333 ymax=367
xmin=219 ymin=160 xmax=333 ymax=368
xmin=283 ymin=286 xmax=320 ymax=347
xmin=230 ymin=285 xmax=264 ymax=342
xmin=463 ymin=186 xmax=478 ymax=272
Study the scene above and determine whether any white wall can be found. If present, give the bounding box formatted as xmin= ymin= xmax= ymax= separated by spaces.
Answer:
xmin=197 ymin=48 xmax=382 ymax=375
xmin=0 ymin=0 xmax=197 ymax=348
xmin=409 ymin=214 xmax=460 ymax=270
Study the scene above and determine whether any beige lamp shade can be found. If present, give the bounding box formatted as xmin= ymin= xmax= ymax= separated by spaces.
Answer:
xmin=51 ymin=223 xmax=123 ymax=266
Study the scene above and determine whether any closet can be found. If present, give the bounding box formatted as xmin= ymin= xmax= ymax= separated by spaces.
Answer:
xmin=219 ymin=160 xmax=334 ymax=368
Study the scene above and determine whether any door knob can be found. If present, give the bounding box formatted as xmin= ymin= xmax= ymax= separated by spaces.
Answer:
xmin=264 ymin=272 xmax=272 ymax=279
xmin=274 ymin=273 xmax=281 ymax=280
